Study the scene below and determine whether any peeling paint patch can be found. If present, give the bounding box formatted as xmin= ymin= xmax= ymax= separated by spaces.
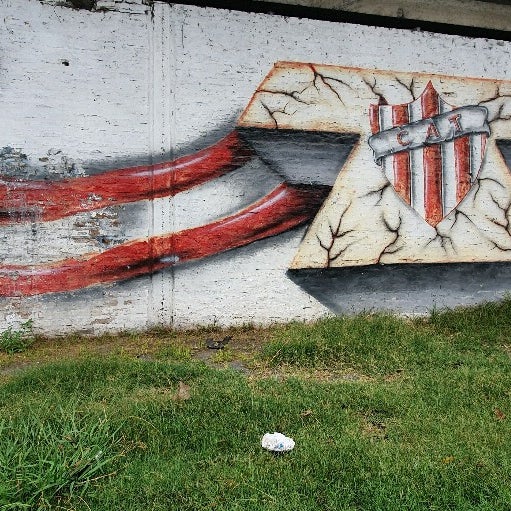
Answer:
xmin=0 ymin=147 xmax=84 ymax=179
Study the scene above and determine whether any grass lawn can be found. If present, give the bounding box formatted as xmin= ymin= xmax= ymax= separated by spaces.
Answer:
xmin=1 ymin=300 xmax=511 ymax=510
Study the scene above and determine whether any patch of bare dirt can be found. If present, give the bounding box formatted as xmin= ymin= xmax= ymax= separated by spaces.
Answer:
xmin=0 ymin=325 xmax=272 ymax=380
xmin=0 ymin=324 xmax=382 ymax=384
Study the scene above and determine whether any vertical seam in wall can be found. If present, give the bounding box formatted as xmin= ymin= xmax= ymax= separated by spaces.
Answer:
xmin=148 ymin=2 xmax=174 ymax=327
xmin=147 ymin=3 xmax=155 ymax=329
xmin=169 ymin=3 xmax=177 ymax=327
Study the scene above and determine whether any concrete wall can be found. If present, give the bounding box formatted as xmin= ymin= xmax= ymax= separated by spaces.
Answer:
xmin=2 ymin=0 xmax=511 ymax=333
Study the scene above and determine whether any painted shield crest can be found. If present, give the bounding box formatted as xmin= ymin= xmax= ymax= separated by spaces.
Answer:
xmin=368 ymin=82 xmax=490 ymax=226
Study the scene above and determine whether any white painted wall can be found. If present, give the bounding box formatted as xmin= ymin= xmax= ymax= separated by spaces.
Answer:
xmin=1 ymin=1 xmax=511 ymax=333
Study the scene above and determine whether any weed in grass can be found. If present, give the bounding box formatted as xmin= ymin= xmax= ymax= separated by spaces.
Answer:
xmin=261 ymin=313 xmax=422 ymax=374
xmin=428 ymin=297 xmax=511 ymax=348
xmin=0 ymin=320 xmax=34 ymax=354
xmin=144 ymin=324 xmax=176 ymax=339
xmin=260 ymin=308 xmax=511 ymax=378
xmin=0 ymin=407 xmax=133 ymax=509
xmin=211 ymin=347 xmax=236 ymax=364
xmin=155 ymin=344 xmax=191 ymax=362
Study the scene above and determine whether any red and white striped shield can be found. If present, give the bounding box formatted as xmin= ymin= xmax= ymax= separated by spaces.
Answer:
xmin=368 ymin=82 xmax=490 ymax=227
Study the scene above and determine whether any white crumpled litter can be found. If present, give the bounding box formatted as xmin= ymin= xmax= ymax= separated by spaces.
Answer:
xmin=261 ymin=432 xmax=295 ymax=452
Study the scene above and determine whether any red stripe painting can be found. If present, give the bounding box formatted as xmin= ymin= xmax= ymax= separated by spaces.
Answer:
xmin=0 ymin=183 xmax=329 ymax=296
xmin=369 ymin=81 xmax=487 ymax=227
xmin=392 ymin=104 xmax=411 ymax=205
xmin=0 ymin=131 xmax=254 ymax=223
xmin=454 ymin=135 xmax=471 ymax=203
xmin=421 ymin=82 xmax=443 ymax=226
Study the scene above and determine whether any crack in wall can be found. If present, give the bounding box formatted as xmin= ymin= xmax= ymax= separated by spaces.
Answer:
xmin=427 ymin=225 xmax=456 ymax=252
xmin=259 ymin=101 xmax=297 ymax=128
xmin=479 ymin=86 xmax=511 ymax=123
xmin=363 ymin=77 xmax=388 ymax=105
xmin=395 ymin=77 xmax=417 ymax=101
xmin=259 ymin=88 xmax=311 ymax=105
xmin=364 ymin=181 xmax=391 ymax=205
xmin=488 ymin=194 xmax=511 ymax=233
xmin=489 ymin=238 xmax=511 ymax=252
xmin=376 ymin=213 xmax=403 ymax=263
xmin=257 ymin=64 xmax=358 ymax=125
xmin=425 ymin=208 xmax=469 ymax=254
xmin=451 ymin=208 xmax=480 ymax=233
xmin=317 ymin=202 xmax=354 ymax=267
xmin=307 ymin=64 xmax=353 ymax=106
xmin=472 ymin=176 xmax=505 ymax=203
xmin=425 ymin=174 xmax=510 ymax=255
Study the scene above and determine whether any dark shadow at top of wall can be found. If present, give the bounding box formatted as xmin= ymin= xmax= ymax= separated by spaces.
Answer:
xmin=166 ymin=0 xmax=511 ymax=41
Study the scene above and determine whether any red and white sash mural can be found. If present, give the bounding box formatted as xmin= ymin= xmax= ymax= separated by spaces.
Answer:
xmin=3 ymin=2 xmax=511 ymax=332
xmin=3 ymin=61 xmax=511 ymax=295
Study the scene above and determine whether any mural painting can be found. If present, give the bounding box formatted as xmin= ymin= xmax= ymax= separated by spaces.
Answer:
xmin=2 ymin=62 xmax=511 ymax=301
xmin=240 ymin=62 xmax=511 ymax=269
xmin=0 ymin=120 xmax=343 ymax=295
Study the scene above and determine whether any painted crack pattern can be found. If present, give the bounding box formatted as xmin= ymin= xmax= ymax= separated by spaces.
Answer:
xmin=395 ymin=77 xmax=417 ymax=101
xmin=362 ymin=77 xmax=388 ymax=105
xmin=316 ymin=203 xmax=355 ymax=268
xmin=308 ymin=64 xmax=354 ymax=106
xmin=377 ymin=213 xmax=404 ymax=264
xmin=286 ymin=69 xmax=511 ymax=268
xmin=364 ymin=181 xmax=392 ymax=206
xmin=479 ymin=86 xmax=511 ymax=123
xmin=424 ymin=81 xmax=511 ymax=258
xmin=236 ymin=63 xmax=511 ymax=269
xmin=259 ymin=101 xmax=295 ymax=128
xmin=255 ymin=65 xmax=355 ymax=129
xmin=311 ymin=76 xmax=418 ymax=268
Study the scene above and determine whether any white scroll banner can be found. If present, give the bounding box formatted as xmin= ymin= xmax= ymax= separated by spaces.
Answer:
xmin=368 ymin=105 xmax=490 ymax=164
